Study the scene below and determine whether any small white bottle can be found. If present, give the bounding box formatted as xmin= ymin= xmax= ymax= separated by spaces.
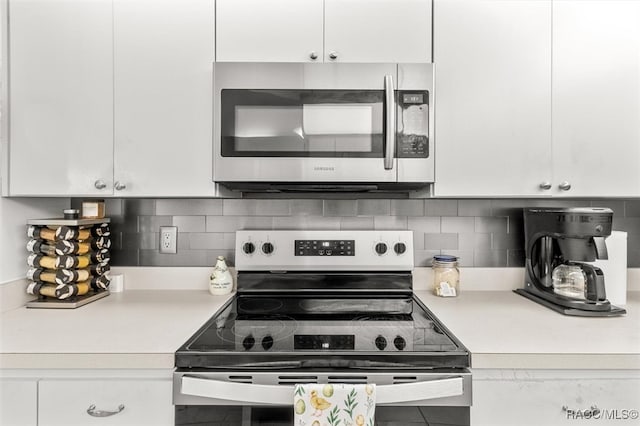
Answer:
xmin=209 ymin=256 xmax=233 ymax=296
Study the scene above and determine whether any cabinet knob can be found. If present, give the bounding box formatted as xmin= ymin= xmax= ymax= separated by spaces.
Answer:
xmin=558 ymin=181 xmax=572 ymax=191
xmin=87 ymin=404 xmax=125 ymax=417
xmin=94 ymin=180 xmax=107 ymax=190
xmin=114 ymin=181 xmax=127 ymax=191
xmin=309 ymin=51 xmax=318 ymax=60
xmin=329 ymin=51 xmax=338 ymax=60
xmin=539 ymin=181 xmax=552 ymax=190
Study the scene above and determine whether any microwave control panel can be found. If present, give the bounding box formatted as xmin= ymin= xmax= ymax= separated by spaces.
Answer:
xmin=397 ymin=91 xmax=429 ymax=158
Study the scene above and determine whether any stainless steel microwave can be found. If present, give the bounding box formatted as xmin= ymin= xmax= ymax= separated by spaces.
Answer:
xmin=213 ymin=63 xmax=434 ymax=192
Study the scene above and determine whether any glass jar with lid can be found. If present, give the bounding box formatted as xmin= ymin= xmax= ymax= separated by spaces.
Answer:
xmin=432 ymin=255 xmax=460 ymax=297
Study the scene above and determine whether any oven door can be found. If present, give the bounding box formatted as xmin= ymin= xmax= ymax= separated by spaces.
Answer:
xmin=174 ymin=370 xmax=471 ymax=425
xmin=213 ymin=63 xmax=405 ymax=184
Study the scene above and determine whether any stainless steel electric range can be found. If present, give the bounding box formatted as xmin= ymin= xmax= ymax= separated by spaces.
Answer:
xmin=174 ymin=230 xmax=471 ymax=425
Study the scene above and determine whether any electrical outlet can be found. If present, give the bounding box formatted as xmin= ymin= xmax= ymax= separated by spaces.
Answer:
xmin=159 ymin=226 xmax=177 ymax=254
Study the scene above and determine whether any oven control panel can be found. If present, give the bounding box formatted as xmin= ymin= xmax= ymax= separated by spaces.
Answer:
xmin=234 ymin=324 xmax=413 ymax=352
xmin=295 ymin=240 xmax=354 ymax=256
xmin=235 ymin=230 xmax=413 ymax=271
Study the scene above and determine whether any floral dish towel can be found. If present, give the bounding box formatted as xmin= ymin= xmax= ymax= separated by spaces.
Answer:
xmin=293 ymin=383 xmax=376 ymax=426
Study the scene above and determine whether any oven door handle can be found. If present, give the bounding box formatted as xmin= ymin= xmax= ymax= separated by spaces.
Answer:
xmin=384 ymin=74 xmax=396 ymax=171
xmin=180 ymin=376 xmax=464 ymax=405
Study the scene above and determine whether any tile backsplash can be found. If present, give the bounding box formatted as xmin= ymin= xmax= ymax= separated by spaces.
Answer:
xmin=72 ymin=199 xmax=640 ymax=268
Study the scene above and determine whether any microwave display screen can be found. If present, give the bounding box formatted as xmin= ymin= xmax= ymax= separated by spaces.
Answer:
xmin=221 ymin=90 xmax=384 ymax=158
xmin=403 ymin=93 xmax=424 ymax=104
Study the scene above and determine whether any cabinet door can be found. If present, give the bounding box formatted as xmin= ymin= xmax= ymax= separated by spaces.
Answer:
xmin=0 ymin=379 xmax=37 ymax=426
xmin=114 ymin=0 xmax=215 ymax=196
xmin=472 ymin=372 xmax=640 ymax=425
xmin=433 ymin=0 xmax=552 ymax=197
xmin=552 ymin=0 xmax=640 ymax=197
xmin=216 ymin=0 xmax=323 ymax=62
xmin=324 ymin=0 xmax=432 ymax=63
xmin=8 ymin=0 xmax=114 ymax=196
xmin=38 ymin=379 xmax=173 ymax=426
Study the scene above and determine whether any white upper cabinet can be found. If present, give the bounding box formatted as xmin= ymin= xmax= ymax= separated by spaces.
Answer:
xmin=433 ymin=0 xmax=553 ymax=197
xmin=114 ymin=0 xmax=215 ymax=197
xmin=216 ymin=0 xmax=432 ymax=63
xmin=216 ymin=0 xmax=324 ymax=62
xmin=7 ymin=0 xmax=216 ymax=197
xmin=8 ymin=0 xmax=114 ymax=196
xmin=324 ymin=0 xmax=432 ymax=63
xmin=552 ymin=0 xmax=640 ymax=197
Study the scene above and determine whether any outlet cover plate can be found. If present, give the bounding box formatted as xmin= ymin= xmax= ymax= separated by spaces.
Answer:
xmin=159 ymin=226 xmax=177 ymax=254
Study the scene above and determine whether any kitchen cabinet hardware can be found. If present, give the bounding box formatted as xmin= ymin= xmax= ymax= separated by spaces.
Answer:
xmin=87 ymin=403 xmax=125 ymax=417
xmin=94 ymin=180 xmax=107 ymax=190
xmin=328 ymin=51 xmax=338 ymax=60
xmin=558 ymin=181 xmax=571 ymax=191
xmin=114 ymin=181 xmax=127 ymax=191
xmin=539 ymin=182 xmax=552 ymax=190
xmin=309 ymin=51 xmax=318 ymax=60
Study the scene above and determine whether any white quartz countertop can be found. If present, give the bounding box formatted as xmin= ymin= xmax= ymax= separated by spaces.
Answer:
xmin=1 ymin=288 xmax=639 ymax=370
xmin=0 ymin=290 xmax=232 ymax=369
xmin=415 ymin=290 xmax=640 ymax=369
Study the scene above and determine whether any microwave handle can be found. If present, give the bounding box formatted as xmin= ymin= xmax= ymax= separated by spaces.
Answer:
xmin=384 ymin=74 xmax=395 ymax=170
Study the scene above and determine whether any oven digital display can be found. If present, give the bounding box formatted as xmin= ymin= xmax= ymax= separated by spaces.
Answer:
xmin=295 ymin=240 xmax=354 ymax=256
xmin=295 ymin=335 xmax=355 ymax=350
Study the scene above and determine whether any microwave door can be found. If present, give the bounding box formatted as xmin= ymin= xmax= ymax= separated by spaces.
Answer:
xmin=215 ymin=88 xmax=397 ymax=183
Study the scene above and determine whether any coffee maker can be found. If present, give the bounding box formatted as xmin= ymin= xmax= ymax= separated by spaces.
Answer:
xmin=514 ymin=207 xmax=626 ymax=316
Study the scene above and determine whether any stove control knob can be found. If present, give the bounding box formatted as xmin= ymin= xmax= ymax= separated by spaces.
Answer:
xmin=242 ymin=336 xmax=255 ymax=351
xmin=393 ymin=336 xmax=406 ymax=351
xmin=375 ymin=242 xmax=387 ymax=255
xmin=243 ymin=242 xmax=255 ymax=254
xmin=375 ymin=336 xmax=387 ymax=351
xmin=262 ymin=335 xmax=274 ymax=351
xmin=262 ymin=242 xmax=274 ymax=255
xmin=394 ymin=242 xmax=406 ymax=255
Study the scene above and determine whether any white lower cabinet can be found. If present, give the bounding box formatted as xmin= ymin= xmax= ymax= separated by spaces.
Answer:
xmin=472 ymin=370 xmax=640 ymax=426
xmin=1 ymin=370 xmax=173 ymax=426
xmin=38 ymin=379 xmax=173 ymax=426
xmin=0 ymin=379 xmax=38 ymax=426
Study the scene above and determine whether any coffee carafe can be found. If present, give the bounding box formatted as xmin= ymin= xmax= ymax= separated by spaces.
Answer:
xmin=514 ymin=207 xmax=626 ymax=317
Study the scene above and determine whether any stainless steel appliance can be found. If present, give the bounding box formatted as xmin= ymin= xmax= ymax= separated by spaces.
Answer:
xmin=213 ymin=63 xmax=434 ymax=192
xmin=515 ymin=207 xmax=626 ymax=316
xmin=174 ymin=230 xmax=471 ymax=425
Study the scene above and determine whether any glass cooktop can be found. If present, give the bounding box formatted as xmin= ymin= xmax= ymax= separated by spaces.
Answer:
xmin=175 ymin=294 xmax=469 ymax=370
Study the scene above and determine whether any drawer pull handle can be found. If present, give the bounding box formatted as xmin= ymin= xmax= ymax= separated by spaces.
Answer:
xmin=87 ymin=404 xmax=125 ymax=417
